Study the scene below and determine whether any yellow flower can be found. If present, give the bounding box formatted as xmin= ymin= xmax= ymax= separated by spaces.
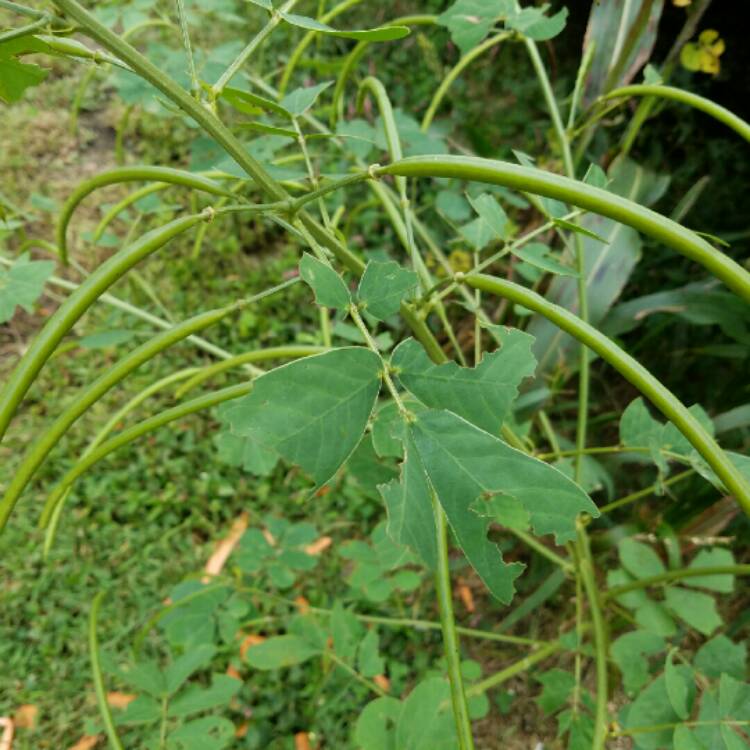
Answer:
xmin=680 ymin=29 xmax=725 ymax=75
xmin=673 ymin=0 xmax=691 ymax=6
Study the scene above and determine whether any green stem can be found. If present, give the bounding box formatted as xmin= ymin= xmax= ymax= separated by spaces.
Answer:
xmin=509 ymin=528 xmax=574 ymax=573
xmin=522 ymin=36 xmax=590 ymax=487
xmin=433 ymin=492 xmax=475 ymax=750
xmin=2 ymin=303 xmax=238 ymax=530
xmin=575 ymin=521 xmax=608 ymax=749
xmin=376 ymin=156 xmax=750 ymax=303
xmin=422 ymin=32 xmax=511 ymax=131
xmin=0 ymin=212 xmax=208 ymax=445
xmin=0 ymin=256 xmax=260 ymax=373
xmin=174 ymin=0 xmax=199 ymax=96
xmin=42 ymin=368 xmax=199 ymax=555
xmin=605 ymin=564 xmax=750 ymax=599
xmin=39 ymin=383 xmax=253 ymax=528
xmin=463 ymin=273 xmax=750 ymax=515
xmin=602 ymin=84 xmax=750 ymax=143
xmin=56 ymin=166 xmax=233 ymax=262
xmin=0 ymin=14 xmax=49 ymax=42
xmin=600 ymin=469 xmax=694 ymax=514
xmin=89 ymin=592 xmax=125 ymax=750
xmin=326 ymin=650 xmax=388 ymax=697
xmin=175 ymin=345 xmax=325 ymax=397
xmin=210 ymin=0 xmax=300 ymax=97
xmin=278 ymin=0 xmax=364 ymax=95
xmin=466 ymin=641 xmax=559 ymax=697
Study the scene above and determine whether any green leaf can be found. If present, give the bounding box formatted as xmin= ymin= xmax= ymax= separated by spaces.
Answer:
xmin=719 ymin=673 xmax=750 ymax=721
xmin=665 ymin=650 xmax=691 ymax=720
xmin=214 ymin=429 xmax=278 ymax=476
xmin=435 ymin=190 xmax=472 ymax=222
xmin=237 ymin=121 xmax=297 ymax=137
xmin=280 ymin=13 xmax=410 ymax=41
xmin=391 ymin=330 xmax=536 ymax=435
xmin=611 ymin=630 xmax=666 ymax=696
xmin=0 ymin=56 xmax=48 ymax=104
xmin=553 ymin=218 xmax=608 ymax=244
xmin=506 ymin=6 xmax=568 ymax=41
xmin=355 ymin=696 xmax=401 ymax=750
xmin=78 ymin=329 xmax=137 ymax=349
xmin=220 ymin=86 xmax=291 ymax=117
xmin=331 ymin=600 xmax=364 ymax=663
xmin=625 ymin=672 xmax=685 ymax=750
xmin=466 ymin=193 xmax=509 ymax=241
xmin=117 ymin=694 xmax=161 ymax=725
xmin=119 ymin=661 xmax=167 ymax=697
xmin=685 ymin=548 xmax=735 ymax=592
xmin=665 ymin=587 xmax=723 ymax=636
xmin=358 ymin=630 xmax=385 ymax=678
xmin=339 ymin=522 xmax=421 ymax=603
xmin=618 ymin=538 xmax=666 ymax=579
xmin=395 ymin=678 xmax=459 ymax=750
xmin=408 ymin=409 xmax=597 ymax=602
xmin=634 ymin=601 xmax=676 ymax=637
xmin=165 ymin=644 xmax=216 ymax=695
xmin=535 ymin=668 xmax=575 ymax=714
xmin=281 ymin=80 xmax=334 ymax=117
xmin=379 ymin=430 xmax=437 ymax=570
xmin=299 ymin=252 xmax=351 ymax=309
xmin=357 ymin=260 xmax=418 ymax=321
xmin=346 ymin=433 xmax=398 ymax=491
xmin=223 ymin=348 xmax=382 ymax=485
xmin=167 ymin=716 xmax=235 ymax=750
xmin=694 ymin=635 xmax=747 ymax=681
xmin=245 ymin=635 xmax=319 ymax=669
xmin=512 ymin=242 xmax=578 ymax=277
xmin=168 ymin=674 xmax=242 ymax=717
xmin=0 ymin=253 xmax=55 ymax=323
xmin=436 ymin=0 xmax=508 ymax=55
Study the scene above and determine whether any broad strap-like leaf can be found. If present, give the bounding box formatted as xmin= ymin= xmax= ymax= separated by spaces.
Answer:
xmin=379 ymin=430 xmax=438 ymax=570
xmin=357 ymin=260 xmax=418 ymax=321
xmin=391 ymin=331 xmax=536 ymax=435
xmin=299 ymin=252 xmax=351 ymax=309
xmin=223 ymin=348 xmax=382 ymax=486
xmin=408 ymin=409 xmax=598 ymax=602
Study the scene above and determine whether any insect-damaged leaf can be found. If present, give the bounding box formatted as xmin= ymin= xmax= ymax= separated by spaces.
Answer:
xmin=222 ymin=348 xmax=381 ymax=486
xmin=407 ymin=410 xmax=597 ymax=603
xmin=391 ymin=330 xmax=536 ymax=435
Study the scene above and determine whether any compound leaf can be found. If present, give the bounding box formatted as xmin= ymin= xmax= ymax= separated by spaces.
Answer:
xmin=223 ymin=348 xmax=382 ymax=486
